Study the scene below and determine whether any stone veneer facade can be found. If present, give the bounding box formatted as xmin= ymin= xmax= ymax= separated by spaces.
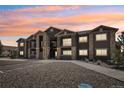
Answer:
xmin=17 ymin=25 xmax=118 ymax=61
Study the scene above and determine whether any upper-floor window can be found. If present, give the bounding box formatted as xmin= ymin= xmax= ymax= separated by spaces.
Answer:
xmin=50 ymin=28 xmax=54 ymax=32
xmin=41 ymin=41 xmax=43 ymax=47
xmin=20 ymin=51 xmax=24 ymax=55
xmin=20 ymin=42 xmax=24 ymax=47
xmin=62 ymin=50 xmax=72 ymax=55
xmin=79 ymin=49 xmax=88 ymax=56
xmin=79 ymin=36 xmax=88 ymax=43
xmin=96 ymin=49 xmax=107 ymax=56
xmin=62 ymin=38 xmax=72 ymax=46
xmin=31 ymin=41 xmax=36 ymax=48
xmin=96 ymin=33 xmax=107 ymax=41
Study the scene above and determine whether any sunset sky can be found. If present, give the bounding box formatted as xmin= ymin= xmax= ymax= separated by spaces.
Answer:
xmin=0 ymin=5 xmax=124 ymax=46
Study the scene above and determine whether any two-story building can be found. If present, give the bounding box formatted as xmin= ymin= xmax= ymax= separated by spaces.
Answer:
xmin=16 ymin=25 xmax=118 ymax=61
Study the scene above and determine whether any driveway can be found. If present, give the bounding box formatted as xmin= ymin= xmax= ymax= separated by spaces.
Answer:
xmin=0 ymin=59 xmax=124 ymax=88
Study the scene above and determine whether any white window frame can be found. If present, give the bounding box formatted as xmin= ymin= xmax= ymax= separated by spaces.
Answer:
xmin=20 ymin=51 xmax=24 ymax=55
xmin=20 ymin=42 xmax=24 ymax=47
xmin=62 ymin=50 xmax=72 ymax=56
xmin=96 ymin=49 xmax=107 ymax=56
xmin=79 ymin=36 xmax=88 ymax=43
xmin=96 ymin=33 xmax=107 ymax=41
xmin=62 ymin=38 xmax=72 ymax=46
xmin=79 ymin=49 xmax=88 ymax=56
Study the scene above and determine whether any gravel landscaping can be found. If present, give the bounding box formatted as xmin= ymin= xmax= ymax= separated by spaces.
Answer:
xmin=0 ymin=62 xmax=124 ymax=88
xmin=0 ymin=60 xmax=27 ymax=66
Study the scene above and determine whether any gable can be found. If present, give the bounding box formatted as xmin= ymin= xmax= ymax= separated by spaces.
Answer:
xmin=45 ymin=27 xmax=62 ymax=35
xmin=92 ymin=25 xmax=118 ymax=33
xmin=16 ymin=38 xmax=25 ymax=42
xmin=34 ymin=31 xmax=43 ymax=36
xmin=55 ymin=29 xmax=74 ymax=36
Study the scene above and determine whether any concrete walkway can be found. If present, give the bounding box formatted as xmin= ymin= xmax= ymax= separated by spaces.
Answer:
xmin=71 ymin=61 xmax=124 ymax=82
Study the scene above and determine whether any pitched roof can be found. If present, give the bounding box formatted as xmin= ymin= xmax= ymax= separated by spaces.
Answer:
xmin=16 ymin=38 xmax=26 ymax=42
xmin=45 ymin=27 xmax=62 ymax=35
xmin=33 ymin=30 xmax=43 ymax=36
xmin=55 ymin=29 xmax=75 ymax=36
xmin=78 ymin=25 xmax=118 ymax=35
xmin=27 ymin=34 xmax=34 ymax=40
xmin=45 ymin=26 xmax=62 ymax=31
xmin=78 ymin=30 xmax=92 ymax=35
xmin=93 ymin=25 xmax=119 ymax=31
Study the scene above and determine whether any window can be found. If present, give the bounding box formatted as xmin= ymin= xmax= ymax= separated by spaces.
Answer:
xmin=96 ymin=33 xmax=107 ymax=41
xmin=20 ymin=43 xmax=24 ymax=46
xmin=41 ymin=41 xmax=43 ymax=47
xmin=79 ymin=49 xmax=88 ymax=56
xmin=50 ymin=28 xmax=54 ymax=32
xmin=31 ymin=51 xmax=36 ymax=55
xmin=79 ymin=36 xmax=88 ymax=43
xmin=55 ymin=51 xmax=57 ymax=56
xmin=31 ymin=41 xmax=36 ymax=48
xmin=96 ymin=49 xmax=107 ymax=56
xmin=63 ymin=38 xmax=72 ymax=46
xmin=63 ymin=50 xmax=72 ymax=55
xmin=121 ymin=46 xmax=124 ymax=52
xmin=20 ymin=51 xmax=24 ymax=55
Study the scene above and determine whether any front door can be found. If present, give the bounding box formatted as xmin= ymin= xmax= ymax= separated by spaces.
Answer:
xmin=50 ymin=48 xmax=55 ymax=59
xmin=50 ymin=40 xmax=56 ymax=59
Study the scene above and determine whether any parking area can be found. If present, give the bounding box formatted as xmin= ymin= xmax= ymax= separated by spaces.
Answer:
xmin=0 ymin=59 xmax=124 ymax=88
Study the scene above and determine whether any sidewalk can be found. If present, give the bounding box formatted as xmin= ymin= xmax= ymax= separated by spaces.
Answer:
xmin=71 ymin=61 xmax=124 ymax=82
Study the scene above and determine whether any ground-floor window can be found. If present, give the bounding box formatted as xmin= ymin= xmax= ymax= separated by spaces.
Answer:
xmin=55 ymin=51 xmax=57 ymax=57
xmin=62 ymin=50 xmax=72 ymax=56
xmin=79 ymin=49 xmax=88 ymax=56
xmin=20 ymin=51 xmax=24 ymax=55
xmin=96 ymin=48 xmax=107 ymax=56
xmin=31 ymin=51 xmax=36 ymax=55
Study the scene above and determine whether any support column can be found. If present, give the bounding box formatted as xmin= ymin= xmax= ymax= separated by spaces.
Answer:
xmin=36 ymin=35 xmax=40 ymax=59
xmin=43 ymin=33 xmax=50 ymax=59
xmin=57 ymin=48 xmax=61 ymax=59
xmin=72 ymin=47 xmax=77 ymax=60
xmin=89 ymin=33 xmax=94 ymax=60
xmin=27 ymin=41 xmax=31 ymax=59
xmin=28 ymin=49 xmax=31 ymax=58
xmin=71 ymin=34 xmax=77 ymax=60
xmin=24 ymin=40 xmax=27 ymax=58
xmin=110 ymin=31 xmax=116 ymax=59
xmin=57 ymin=37 xmax=61 ymax=59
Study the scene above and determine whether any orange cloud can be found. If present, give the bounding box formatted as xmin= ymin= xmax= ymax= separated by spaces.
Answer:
xmin=1 ymin=5 xmax=124 ymax=46
xmin=1 ymin=12 xmax=124 ymax=36
xmin=0 ymin=27 xmax=44 ymax=36
xmin=1 ymin=40 xmax=17 ymax=46
xmin=1 ymin=6 xmax=124 ymax=38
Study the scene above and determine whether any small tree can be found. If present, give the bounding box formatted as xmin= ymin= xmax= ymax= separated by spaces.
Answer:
xmin=113 ymin=32 xmax=124 ymax=67
xmin=0 ymin=40 xmax=3 ymax=56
